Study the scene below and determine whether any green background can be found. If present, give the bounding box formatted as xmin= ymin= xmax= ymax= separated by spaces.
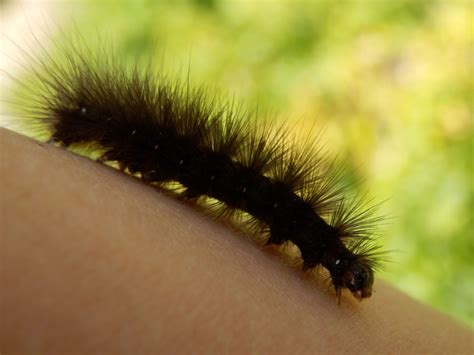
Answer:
xmin=2 ymin=0 xmax=472 ymax=328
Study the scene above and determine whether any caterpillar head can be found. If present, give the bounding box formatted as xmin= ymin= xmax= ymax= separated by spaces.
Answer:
xmin=333 ymin=259 xmax=374 ymax=301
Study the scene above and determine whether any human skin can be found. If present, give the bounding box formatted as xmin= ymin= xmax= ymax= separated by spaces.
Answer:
xmin=1 ymin=128 xmax=472 ymax=354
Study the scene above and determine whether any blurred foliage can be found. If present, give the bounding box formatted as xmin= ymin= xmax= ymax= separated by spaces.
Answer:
xmin=4 ymin=0 xmax=473 ymax=327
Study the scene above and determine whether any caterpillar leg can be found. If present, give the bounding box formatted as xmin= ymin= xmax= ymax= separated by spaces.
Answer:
xmin=46 ymin=136 xmax=65 ymax=147
xmin=96 ymin=152 xmax=110 ymax=164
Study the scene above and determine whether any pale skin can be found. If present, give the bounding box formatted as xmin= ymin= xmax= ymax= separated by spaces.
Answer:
xmin=1 ymin=128 xmax=473 ymax=354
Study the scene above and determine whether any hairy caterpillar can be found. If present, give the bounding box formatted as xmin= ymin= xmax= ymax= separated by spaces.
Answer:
xmin=5 ymin=34 xmax=385 ymax=302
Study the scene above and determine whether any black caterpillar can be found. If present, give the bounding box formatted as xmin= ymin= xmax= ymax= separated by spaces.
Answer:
xmin=8 ymin=37 xmax=384 ymax=301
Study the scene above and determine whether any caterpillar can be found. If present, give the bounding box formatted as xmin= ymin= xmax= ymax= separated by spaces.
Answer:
xmin=5 ymin=34 xmax=385 ymax=302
